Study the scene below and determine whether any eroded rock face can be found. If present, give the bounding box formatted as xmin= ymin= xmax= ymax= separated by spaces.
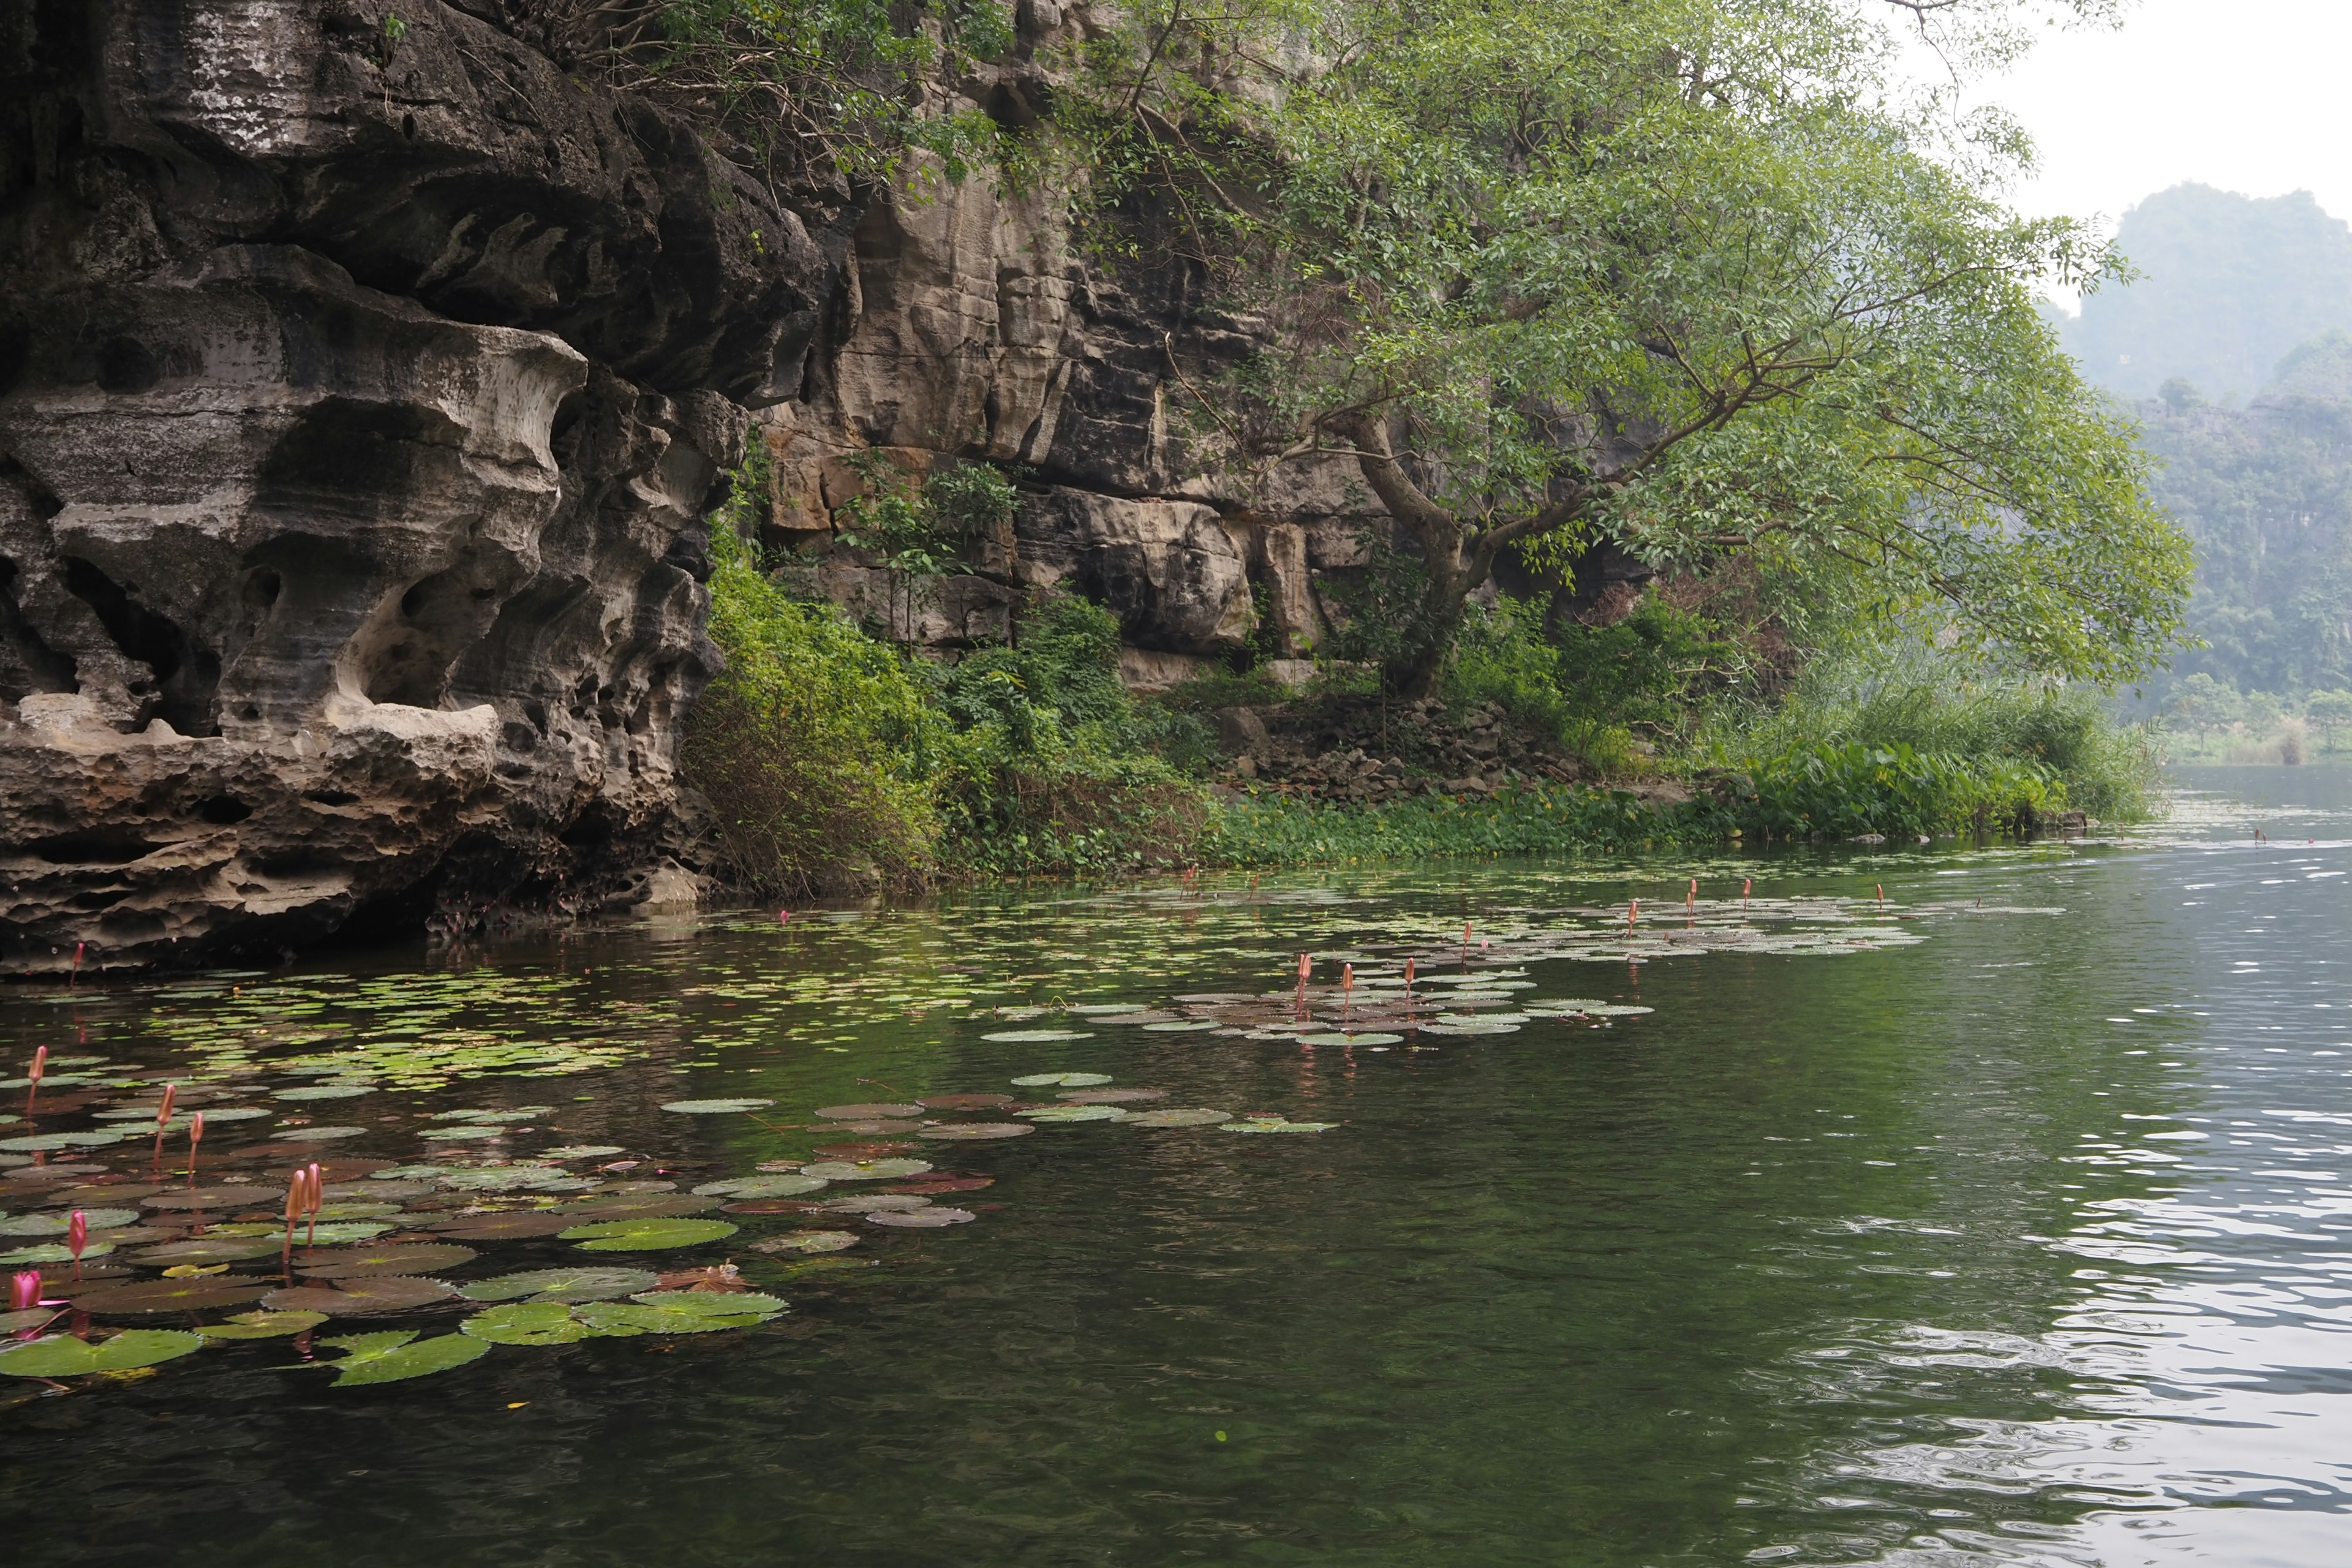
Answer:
xmin=0 ymin=0 xmax=829 ymax=971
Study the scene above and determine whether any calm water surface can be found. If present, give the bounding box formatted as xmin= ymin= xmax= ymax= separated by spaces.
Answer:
xmin=1 ymin=765 xmax=2349 ymax=1566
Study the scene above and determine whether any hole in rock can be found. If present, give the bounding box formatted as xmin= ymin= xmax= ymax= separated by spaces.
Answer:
xmin=302 ymin=788 xmax=361 ymax=807
xmin=194 ymin=794 xmax=252 ymax=825
xmin=34 ymin=829 xmax=160 ymax=865
xmin=59 ymin=556 xmax=219 ymax=734
xmin=95 ymin=336 xmax=160 ymax=394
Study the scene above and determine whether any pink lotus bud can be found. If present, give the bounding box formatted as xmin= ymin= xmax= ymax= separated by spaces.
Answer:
xmin=9 ymin=1270 xmax=37 ymax=1311
xmin=1403 ymin=958 xmax=1415 ymax=988
xmin=156 ymin=1084 xmax=177 ymax=1126
xmin=1295 ymin=953 xmax=1310 ymax=982
xmin=189 ymin=1110 xmax=205 ymax=1145
xmin=1341 ymin=963 xmax=1354 ymax=991
xmin=27 ymin=1045 xmax=45 ymax=1086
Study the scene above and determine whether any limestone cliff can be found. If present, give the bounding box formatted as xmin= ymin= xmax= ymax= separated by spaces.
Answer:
xmin=0 ymin=0 xmax=1395 ymax=972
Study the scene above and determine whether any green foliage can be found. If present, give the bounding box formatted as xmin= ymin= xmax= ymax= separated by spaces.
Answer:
xmin=1546 ymin=594 xmax=1743 ymax=741
xmin=1207 ymin=784 xmax=1720 ymax=868
xmin=643 ymin=0 xmax=1011 ymax=182
xmin=1735 ymin=742 xmax=2062 ymax=842
xmin=683 ymin=496 xmax=944 ymax=895
xmin=1717 ymin=635 xmax=2157 ymax=821
xmin=1080 ymin=0 xmax=2188 ymax=690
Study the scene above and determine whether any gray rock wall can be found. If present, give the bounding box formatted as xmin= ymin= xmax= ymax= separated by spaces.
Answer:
xmin=0 ymin=0 xmax=1395 ymax=971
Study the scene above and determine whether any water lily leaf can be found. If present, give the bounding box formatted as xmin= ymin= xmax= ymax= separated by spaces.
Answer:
xmin=1417 ymin=1021 xmax=1520 ymax=1036
xmin=176 ymin=1107 xmax=272 ymax=1122
xmin=1297 ymin=1032 xmax=1404 ymax=1046
xmin=552 ymin=1194 xmax=719 ymax=1220
xmin=867 ymin=1207 xmax=974 ymax=1229
xmin=130 ymin=1237 xmax=277 ymax=1265
xmin=657 ymin=1099 xmax=775 ymax=1115
xmin=692 ymin=1175 xmax=827 ymax=1199
xmin=0 ymin=1207 xmax=140 ymax=1235
xmin=198 ymin=1310 xmax=327 ymax=1340
xmin=281 ymin=1222 xmax=396 ymax=1245
xmin=916 ymin=1123 xmax=1034 ymax=1140
xmin=750 ymin=1231 xmax=859 ymax=1256
xmin=813 ymin=1102 xmax=921 ymax=1120
xmin=416 ymin=1126 xmax=505 ymax=1141
xmin=0 ymin=1307 xmax=56 ymax=1332
xmin=1123 ymin=1108 xmax=1232 ymax=1128
xmin=1017 ymin=1104 xmax=1128 ymax=1123
xmin=1219 ymin=1118 xmax=1340 ymax=1134
xmin=141 ymin=1186 xmax=266 ymax=1211
xmin=1009 ymin=1072 xmax=1111 ymax=1088
xmin=916 ymin=1093 xmax=1012 ymax=1110
xmin=427 ymin=1211 xmax=576 ymax=1240
xmin=299 ymin=1243 xmax=478 ymax=1278
xmin=273 ymin=1086 xmax=374 ymax=1101
xmin=814 ymin=1193 xmax=930 ymax=1215
xmin=541 ymin=1145 xmax=626 ymax=1159
xmin=364 ymin=1166 xmax=459 ymax=1181
xmin=0 ymin=1329 xmax=205 ymax=1378
xmin=322 ymin=1330 xmax=488 ymax=1386
xmin=75 ymin=1276 xmax=273 ymax=1313
xmin=0 ymin=1129 xmax=136 ymax=1152
xmin=459 ymin=1267 xmax=658 ymax=1304
xmin=799 ymin=1159 xmax=930 ymax=1182
xmin=630 ymin=1290 xmax=786 ymax=1316
xmin=0 ymin=1241 xmax=118 ymax=1265
xmin=315 ymin=1202 xmax=402 ymax=1219
xmin=462 ymin=1302 xmax=592 ymax=1346
xmin=1581 ymin=1004 xmax=1654 ymax=1016
xmin=264 ymin=1276 xmax=458 ymax=1316
xmin=570 ymin=1302 xmax=761 ymax=1337
xmin=561 ymin=1218 xmax=739 ymax=1251
xmin=981 ymin=1030 xmax=1095 ymax=1043
xmin=1056 ymin=1088 xmax=1166 ymax=1104
xmin=434 ymin=1166 xmax=582 ymax=1193
xmin=1141 ymin=1021 xmax=1218 ymax=1033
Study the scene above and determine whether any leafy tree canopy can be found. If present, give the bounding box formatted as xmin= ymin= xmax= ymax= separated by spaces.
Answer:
xmin=1069 ymin=0 xmax=2189 ymax=690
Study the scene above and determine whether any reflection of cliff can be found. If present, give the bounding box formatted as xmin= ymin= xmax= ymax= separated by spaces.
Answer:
xmin=0 ymin=2 xmax=1400 ymax=970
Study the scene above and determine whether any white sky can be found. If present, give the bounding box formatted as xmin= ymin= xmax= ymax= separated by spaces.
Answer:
xmin=1904 ymin=0 xmax=2352 ymax=303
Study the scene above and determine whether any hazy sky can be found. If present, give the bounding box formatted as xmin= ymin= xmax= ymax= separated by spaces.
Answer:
xmin=1909 ymin=0 xmax=2352 ymax=279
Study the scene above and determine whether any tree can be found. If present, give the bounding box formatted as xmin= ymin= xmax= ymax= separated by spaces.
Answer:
xmin=1087 ymin=0 xmax=2190 ymax=693
xmin=2306 ymin=688 xmax=2352 ymax=747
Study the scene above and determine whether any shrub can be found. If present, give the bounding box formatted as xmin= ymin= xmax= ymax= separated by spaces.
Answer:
xmin=1735 ymin=742 xmax=2062 ymax=841
xmin=682 ymin=510 xmax=943 ymax=895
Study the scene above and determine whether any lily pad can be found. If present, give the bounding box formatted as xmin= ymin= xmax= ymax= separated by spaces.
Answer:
xmin=1219 ymin=1118 xmax=1340 ymax=1134
xmin=435 ymin=1166 xmax=581 ymax=1193
xmin=813 ymin=1102 xmax=921 ymax=1120
xmin=0 ymin=1207 xmax=140 ymax=1235
xmin=692 ymin=1175 xmax=828 ymax=1199
xmin=658 ymin=1099 xmax=776 ymax=1115
xmin=1297 ymin=1032 xmax=1405 ymax=1046
xmin=0 ymin=1129 xmax=136 ymax=1152
xmin=981 ymin=1030 xmax=1095 ymax=1043
xmin=1124 ymin=1108 xmax=1233 ymax=1128
xmin=814 ymin=1193 xmax=930 ymax=1215
xmin=1 ymin=1241 xmax=118 ymax=1265
xmin=1417 ymin=1021 xmax=1521 ymax=1036
xmin=1017 ymin=1104 xmax=1128 ymax=1123
xmin=319 ymin=1330 xmax=488 ymax=1386
xmin=867 ymin=1207 xmax=976 ymax=1229
xmin=273 ymin=1086 xmax=375 ymax=1101
xmin=461 ymin=1301 xmax=592 ymax=1346
xmin=541 ymin=1145 xmax=626 ymax=1160
xmin=299 ymin=1243 xmax=479 ymax=1278
xmin=800 ymin=1159 xmax=931 ymax=1182
xmin=130 ymin=1237 xmax=277 ymax=1265
xmin=750 ymin=1231 xmax=860 ymax=1256
xmin=141 ymin=1186 xmax=266 ymax=1211
xmin=916 ymin=1123 xmax=1035 ymax=1141
xmin=0 ymin=1329 xmax=205 ymax=1379
xmin=560 ymin=1218 xmax=739 ymax=1251
xmin=552 ymin=1194 xmax=720 ymax=1220
xmin=1009 ymin=1072 xmax=1112 ymax=1088
xmin=630 ymin=1290 xmax=787 ymax=1317
xmin=426 ymin=1212 xmax=576 ymax=1241
xmin=917 ymin=1093 xmax=1013 ymax=1110
xmin=416 ymin=1126 xmax=505 ymax=1141
xmin=1057 ymin=1088 xmax=1166 ymax=1104
xmin=459 ymin=1267 xmax=658 ymax=1305
xmin=1141 ymin=1021 xmax=1218 ymax=1033
xmin=263 ymin=1276 xmax=459 ymax=1316
xmin=571 ymin=1302 xmax=767 ymax=1336
xmin=74 ymin=1276 xmax=273 ymax=1314
xmin=197 ymin=1310 xmax=328 ymax=1340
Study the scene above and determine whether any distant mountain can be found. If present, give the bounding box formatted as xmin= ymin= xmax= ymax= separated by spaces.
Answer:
xmin=2132 ymin=332 xmax=2352 ymax=702
xmin=2065 ymin=185 xmax=2352 ymax=402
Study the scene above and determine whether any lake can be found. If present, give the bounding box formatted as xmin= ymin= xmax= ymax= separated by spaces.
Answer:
xmin=1 ymin=764 xmax=2347 ymax=1566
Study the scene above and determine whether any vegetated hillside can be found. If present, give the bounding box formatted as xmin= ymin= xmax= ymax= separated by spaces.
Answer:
xmin=2130 ymin=333 xmax=2352 ymax=709
xmin=2065 ymin=185 xmax=2352 ymax=402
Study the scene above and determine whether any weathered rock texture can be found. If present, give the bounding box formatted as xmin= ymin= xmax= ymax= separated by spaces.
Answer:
xmin=1 ymin=0 xmax=831 ymax=971
xmin=0 ymin=0 xmax=1593 ymax=970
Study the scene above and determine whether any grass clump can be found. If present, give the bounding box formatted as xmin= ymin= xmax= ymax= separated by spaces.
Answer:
xmin=1207 ymin=785 xmax=1720 ymax=867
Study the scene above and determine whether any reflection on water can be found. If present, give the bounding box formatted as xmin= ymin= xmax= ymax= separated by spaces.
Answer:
xmin=1 ymin=766 xmax=2348 ymax=1565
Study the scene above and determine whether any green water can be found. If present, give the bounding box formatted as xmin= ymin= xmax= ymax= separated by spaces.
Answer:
xmin=2 ymin=766 xmax=2349 ymax=1565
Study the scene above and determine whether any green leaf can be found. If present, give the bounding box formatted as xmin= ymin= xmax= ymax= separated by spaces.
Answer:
xmin=560 ymin=1218 xmax=739 ymax=1251
xmin=461 ymin=1302 xmax=592 ymax=1346
xmin=0 ymin=1330 xmax=205 ymax=1378
xmin=322 ymin=1330 xmax=490 ymax=1386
